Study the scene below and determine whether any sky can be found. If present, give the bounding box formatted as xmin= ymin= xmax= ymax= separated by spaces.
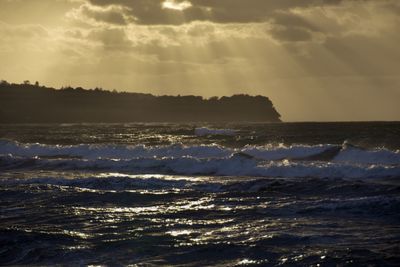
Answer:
xmin=0 ymin=0 xmax=400 ymax=121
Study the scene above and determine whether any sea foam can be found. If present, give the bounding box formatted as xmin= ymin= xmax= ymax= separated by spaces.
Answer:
xmin=1 ymin=140 xmax=399 ymax=179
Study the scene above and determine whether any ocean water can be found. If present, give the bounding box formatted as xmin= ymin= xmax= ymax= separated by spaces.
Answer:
xmin=0 ymin=122 xmax=399 ymax=266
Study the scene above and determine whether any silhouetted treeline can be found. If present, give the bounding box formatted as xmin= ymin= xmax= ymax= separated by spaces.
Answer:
xmin=0 ymin=81 xmax=281 ymax=123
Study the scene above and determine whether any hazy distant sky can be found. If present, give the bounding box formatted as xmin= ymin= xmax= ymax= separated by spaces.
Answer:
xmin=1 ymin=0 xmax=400 ymax=121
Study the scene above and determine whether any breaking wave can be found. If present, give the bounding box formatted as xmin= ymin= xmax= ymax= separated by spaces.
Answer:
xmin=1 ymin=139 xmax=399 ymax=162
xmin=0 ymin=139 xmax=399 ymax=179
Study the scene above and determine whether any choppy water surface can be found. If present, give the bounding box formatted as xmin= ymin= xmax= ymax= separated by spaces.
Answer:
xmin=0 ymin=122 xmax=399 ymax=266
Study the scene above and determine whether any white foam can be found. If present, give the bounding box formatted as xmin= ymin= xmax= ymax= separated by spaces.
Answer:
xmin=1 ymin=140 xmax=400 ymax=164
xmin=1 ymin=140 xmax=399 ymax=179
xmin=0 ymin=140 xmax=230 ymax=160
xmin=333 ymin=147 xmax=400 ymax=165
xmin=242 ymin=144 xmax=334 ymax=161
xmin=0 ymin=140 xmax=336 ymax=161
xmin=1 ymin=153 xmax=399 ymax=179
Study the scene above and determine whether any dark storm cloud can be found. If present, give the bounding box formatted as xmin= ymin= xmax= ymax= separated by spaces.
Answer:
xmin=88 ymin=0 xmax=190 ymax=25
xmin=86 ymin=0 xmax=347 ymax=25
xmin=80 ymin=0 xmax=400 ymax=45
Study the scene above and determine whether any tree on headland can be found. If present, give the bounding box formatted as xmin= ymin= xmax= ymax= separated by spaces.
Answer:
xmin=0 ymin=81 xmax=281 ymax=123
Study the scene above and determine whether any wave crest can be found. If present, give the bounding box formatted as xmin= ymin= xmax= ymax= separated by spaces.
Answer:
xmin=1 ymin=140 xmax=399 ymax=179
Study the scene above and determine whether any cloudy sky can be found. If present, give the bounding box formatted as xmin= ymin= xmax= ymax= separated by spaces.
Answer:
xmin=0 ymin=0 xmax=399 ymax=121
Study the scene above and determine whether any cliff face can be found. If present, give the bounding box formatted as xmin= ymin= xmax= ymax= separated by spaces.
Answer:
xmin=0 ymin=83 xmax=281 ymax=123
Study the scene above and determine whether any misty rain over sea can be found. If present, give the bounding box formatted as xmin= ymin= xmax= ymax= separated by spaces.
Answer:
xmin=0 ymin=122 xmax=399 ymax=266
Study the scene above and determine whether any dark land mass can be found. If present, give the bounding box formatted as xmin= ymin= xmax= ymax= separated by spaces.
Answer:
xmin=0 ymin=81 xmax=281 ymax=123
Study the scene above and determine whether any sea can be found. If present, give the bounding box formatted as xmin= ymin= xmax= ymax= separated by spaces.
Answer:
xmin=0 ymin=122 xmax=399 ymax=266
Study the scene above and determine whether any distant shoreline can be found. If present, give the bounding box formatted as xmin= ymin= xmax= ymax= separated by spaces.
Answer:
xmin=0 ymin=82 xmax=281 ymax=123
